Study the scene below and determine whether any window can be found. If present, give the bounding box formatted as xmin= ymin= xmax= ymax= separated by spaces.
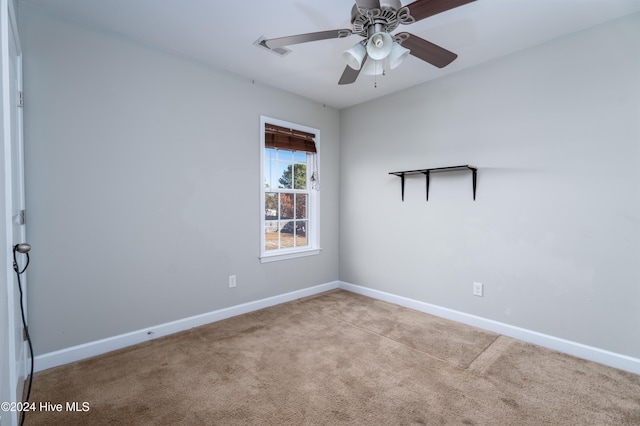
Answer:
xmin=260 ymin=116 xmax=320 ymax=262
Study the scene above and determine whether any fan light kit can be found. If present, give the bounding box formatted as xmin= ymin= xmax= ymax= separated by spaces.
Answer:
xmin=258 ymin=0 xmax=476 ymax=85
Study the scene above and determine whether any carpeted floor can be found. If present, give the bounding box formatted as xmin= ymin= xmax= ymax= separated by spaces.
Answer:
xmin=25 ymin=290 xmax=640 ymax=425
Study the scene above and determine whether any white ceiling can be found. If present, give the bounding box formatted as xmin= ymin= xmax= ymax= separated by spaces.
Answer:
xmin=21 ymin=0 xmax=640 ymax=109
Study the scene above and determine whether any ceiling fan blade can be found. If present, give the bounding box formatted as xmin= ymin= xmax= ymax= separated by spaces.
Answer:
xmin=397 ymin=32 xmax=457 ymax=68
xmin=339 ymin=52 xmax=368 ymax=85
xmin=264 ymin=29 xmax=352 ymax=49
xmin=338 ymin=63 xmax=363 ymax=85
xmin=355 ymin=0 xmax=381 ymax=10
xmin=403 ymin=0 xmax=476 ymax=22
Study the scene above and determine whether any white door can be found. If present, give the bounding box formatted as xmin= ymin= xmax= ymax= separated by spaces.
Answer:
xmin=1 ymin=1 xmax=26 ymax=425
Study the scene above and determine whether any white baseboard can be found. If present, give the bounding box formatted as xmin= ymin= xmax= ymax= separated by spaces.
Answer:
xmin=34 ymin=281 xmax=340 ymax=372
xmin=35 ymin=280 xmax=640 ymax=375
xmin=338 ymin=281 xmax=640 ymax=375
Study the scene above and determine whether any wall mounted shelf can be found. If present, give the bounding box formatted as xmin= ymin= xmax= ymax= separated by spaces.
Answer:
xmin=389 ymin=165 xmax=477 ymax=201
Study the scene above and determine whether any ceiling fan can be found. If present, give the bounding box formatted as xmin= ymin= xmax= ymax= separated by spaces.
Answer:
xmin=260 ymin=0 xmax=476 ymax=85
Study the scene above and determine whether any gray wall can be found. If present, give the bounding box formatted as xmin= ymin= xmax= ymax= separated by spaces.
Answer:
xmin=20 ymin=4 xmax=340 ymax=355
xmin=19 ymin=2 xmax=640 ymax=362
xmin=340 ymin=13 xmax=640 ymax=359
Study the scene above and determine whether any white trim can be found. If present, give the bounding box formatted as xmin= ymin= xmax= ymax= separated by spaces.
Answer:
xmin=2 ymin=2 xmax=25 ymax=424
xmin=259 ymin=248 xmax=321 ymax=263
xmin=34 ymin=281 xmax=340 ymax=372
xmin=34 ymin=280 xmax=640 ymax=376
xmin=7 ymin=0 xmax=20 ymax=55
xmin=259 ymin=115 xmax=320 ymax=262
xmin=338 ymin=281 xmax=640 ymax=375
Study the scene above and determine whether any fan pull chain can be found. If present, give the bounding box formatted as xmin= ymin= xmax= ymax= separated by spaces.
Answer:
xmin=374 ymin=61 xmax=379 ymax=88
xmin=373 ymin=62 xmax=386 ymax=89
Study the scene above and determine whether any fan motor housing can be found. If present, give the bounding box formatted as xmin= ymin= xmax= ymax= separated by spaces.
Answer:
xmin=351 ymin=0 xmax=404 ymax=37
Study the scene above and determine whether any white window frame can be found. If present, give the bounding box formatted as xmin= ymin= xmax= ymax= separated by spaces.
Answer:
xmin=259 ymin=116 xmax=321 ymax=263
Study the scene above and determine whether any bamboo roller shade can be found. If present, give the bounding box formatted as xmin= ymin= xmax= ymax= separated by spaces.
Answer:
xmin=265 ymin=123 xmax=317 ymax=153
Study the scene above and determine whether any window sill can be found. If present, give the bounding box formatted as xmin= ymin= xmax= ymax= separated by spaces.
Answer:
xmin=259 ymin=248 xmax=321 ymax=263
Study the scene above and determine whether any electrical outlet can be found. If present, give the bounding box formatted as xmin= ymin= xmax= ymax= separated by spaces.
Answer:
xmin=473 ymin=282 xmax=483 ymax=297
xmin=229 ymin=275 xmax=236 ymax=288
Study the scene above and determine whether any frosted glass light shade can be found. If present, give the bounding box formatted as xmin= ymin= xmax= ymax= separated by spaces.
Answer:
xmin=361 ymin=58 xmax=384 ymax=76
xmin=389 ymin=42 xmax=410 ymax=69
xmin=342 ymin=43 xmax=366 ymax=70
xmin=366 ymin=32 xmax=393 ymax=60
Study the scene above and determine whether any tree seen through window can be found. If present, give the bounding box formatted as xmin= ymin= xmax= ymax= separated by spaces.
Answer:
xmin=264 ymin=149 xmax=308 ymax=251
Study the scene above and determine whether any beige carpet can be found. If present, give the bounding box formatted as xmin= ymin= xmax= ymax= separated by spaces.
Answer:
xmin=26 ymin=290 xmax=640 ymax=425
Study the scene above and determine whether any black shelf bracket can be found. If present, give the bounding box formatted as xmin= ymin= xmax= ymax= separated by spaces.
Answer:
xmin=389 ymin=165 xmax=477 ymax=201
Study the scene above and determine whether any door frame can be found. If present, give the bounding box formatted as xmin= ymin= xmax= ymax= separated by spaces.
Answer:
xmin=1 ymin=0 xmax=26 ymax=425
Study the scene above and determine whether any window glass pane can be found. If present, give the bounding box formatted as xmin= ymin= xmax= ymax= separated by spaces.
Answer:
xmin=279 ymin=221 xmax=295 ymax=248
xmin=279 ymin=193 xmax=293 ymax=219
xmin=265 ymin=148 xmax=277 ymax=160
xmin=294 ymin=151 xmax=306 ymax=162
xmin=265 ymin=220 xmax=279 ymax=251
xmin=265 ymin=193 xmax=277 ymax=219
xmin=293 ymin=163 xmax=307 ymax=190
xmin=264 ymin=159 xmax=274 ymax=189
xmin=277 ymin=149 xmax=293 ymax=162
xmin=296 ymin=220 xmax=308 ymax=247
xmin=295 ymin=194 xmax=307 ymax=219
xmin=277 ymin=161 xmax=292 ymax=189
